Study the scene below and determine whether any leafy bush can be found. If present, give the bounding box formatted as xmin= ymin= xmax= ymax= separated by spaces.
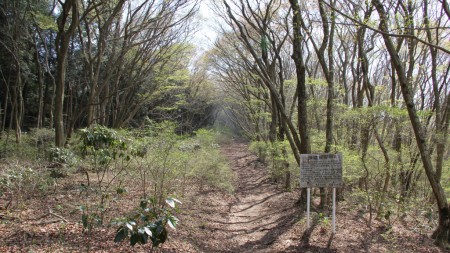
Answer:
xmin=28 ymin=128 xmax=55 ymax=147
xmin=188 ymin=145 xmax=234 ymax=192
xmin=77 ymin=125 xmax=132 ymax=227
xmin=0 ymin=163 xmax=55 ymax=201
xmin=114 ymin=197 xmax=181 ymax=248
xmin=0 ymin=128 xmax=55 ymax=160
xmin=249 ymin=140 xmax=268 ymax=162
xmin=79 ymin=125 xmax=128 ymax=160
xmin=249 ymin=140 xmax=296 ymax=187
xmin=185 ymin=129 xmax=234 ymax=192
xmin=48 ymin=147 xmax=77 ymax=165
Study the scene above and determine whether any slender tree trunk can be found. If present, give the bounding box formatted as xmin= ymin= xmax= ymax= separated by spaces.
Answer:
xmin=374 ymin=129 xmax=391 ymax=219
xmin=321 ymin=0 xmax=336 ymax=209
xmin=55 ymin=0 xmax=79 ymax=147
xmin=269 ymin=96 xmax=278 ymax=143
xmin=308 ymin=85 xmax=322 ymax=130
xmin=1 ymin=73 xmax=10 ymax=133
xmin=223 ymin=0 xmax=302 ymax=156
xmin=12 ymin=71 xmax=22 ymax=144
xmin=33 ymin=36 xmax=44 ymax=129
xmin=424 ymin=0 xmax=447 ymax=182
xmin=289 ymin=0 xmax=311 ymax=205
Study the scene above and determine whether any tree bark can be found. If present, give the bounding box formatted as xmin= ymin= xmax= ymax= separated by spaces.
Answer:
xmin=33 ymin=34 xmax=44 ymax=129
xmin=289 ymin=0 xmax=311 ymax=204
xmin=55 ymin=0 xmax=79 ymax=147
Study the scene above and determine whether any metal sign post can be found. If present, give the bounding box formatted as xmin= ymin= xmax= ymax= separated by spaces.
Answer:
xmin=332 ymin=187 xmax=336 ymax=233
xmin=307 ymin=187 xmax=310 ymax=228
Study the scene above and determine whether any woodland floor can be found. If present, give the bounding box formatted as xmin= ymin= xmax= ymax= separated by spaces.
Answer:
xmin=0 ymin=142 xmax=448 ymax=252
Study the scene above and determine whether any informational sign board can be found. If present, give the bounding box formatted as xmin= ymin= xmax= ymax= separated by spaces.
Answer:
xmin=300 ymin=153 xmax=343 ymax=234
xmin=300 ymin=153 xmax=343 ymax=188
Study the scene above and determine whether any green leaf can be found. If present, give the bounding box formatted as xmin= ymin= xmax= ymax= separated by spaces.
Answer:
xmin=167 ymin=219 xmax=176 ymax=230
xmin=82 ymin=214 xmax=88 ymax=228
xmin=141 ymin=233 xmax=148 ymax=244
xmin=158 ymin=227 xmax=168 ymax=244
xmin=165 ymin=197 xmax=181 ymax=208
xmin=116 ymin=187 xmax=126 ymax=194
xmin=144 ymin=227 xmax=153 ymax=237
xmin=114 ymin=227 xmax=126 ymax=242
xmin=140 ymin=200 xmax=148 ymax=209
xmin=130 ymin=233 xmax=139 ymax=246
xmin=126 ymin=222 xmax=133 ymax=231
xmin=166 ymin=198 xmax=175 ymax=208
xmin=31 ymin=11 xmax=57 ymax=31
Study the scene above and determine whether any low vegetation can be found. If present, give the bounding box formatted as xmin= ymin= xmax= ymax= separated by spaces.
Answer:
xmin=0 ymin=124 xmax=233 ymax=250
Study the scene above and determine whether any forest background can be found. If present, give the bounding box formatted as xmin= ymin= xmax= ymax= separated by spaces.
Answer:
xmin=0 ymin=0 xmax=449 ymax=251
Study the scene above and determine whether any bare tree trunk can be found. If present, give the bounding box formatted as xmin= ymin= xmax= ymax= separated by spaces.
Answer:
xmin=289 ymin=0 xmax=311 ymax=205
xmin=55 ymin=0 xmax=79 ymax=147
xmin=11 ymin=71 xmax=22 ymax=143
xmin=1 ymin=70 xmax=9 ymax=133
xmin=223 ymin=0 xmax=303 ymax=157
xmin=33 ymin=35 xmax=45 ymax=129
xmin=321 ymin=0 xmax=336 ymax=209
xmin=374 ymin=129 xmax=391 ymax=219
xmin=424 ymin=0 xmax=448 ymax=182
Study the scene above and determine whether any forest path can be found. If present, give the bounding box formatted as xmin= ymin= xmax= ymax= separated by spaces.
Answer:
xmin=195 ymin=142 xmax=300 ymax=252
xmin=221 ymin=142 xmax=288 ymax=251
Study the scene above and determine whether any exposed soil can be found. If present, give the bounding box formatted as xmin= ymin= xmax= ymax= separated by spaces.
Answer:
xmin=0 ymin=142 xmax=448 ymax=252
xmin=174 ymin=142 xmax=300 ymax=252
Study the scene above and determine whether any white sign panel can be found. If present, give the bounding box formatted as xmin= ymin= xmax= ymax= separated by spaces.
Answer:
xmin=300 ymin=153 xmax=343 ymax=188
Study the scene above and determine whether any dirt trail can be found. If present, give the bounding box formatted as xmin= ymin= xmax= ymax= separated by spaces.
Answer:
xmin=189 ymin=142 xmax=300 ymax=252
xmin=222 ymin=143 xmax=292 ymax=250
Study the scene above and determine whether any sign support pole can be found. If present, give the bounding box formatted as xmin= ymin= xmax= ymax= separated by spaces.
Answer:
xmin=332 ymin=187 xmax=336 ymax=234
xmin=307 ymin=187 xmax=310 ymax=228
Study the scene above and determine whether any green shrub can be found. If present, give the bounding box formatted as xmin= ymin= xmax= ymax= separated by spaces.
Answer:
xmin=189 ymin=146 xmax=234 ymax=192
xmin=28 ymin=128 xmax=55 ymax=147
xmin=131 ymin=125 xmax=235 ymax=197
xmin=77 ymin=125 xmax=132 ymax=227
xmin=249 ymin=140 xmax=296 ymax=187
xmin=249 ymin=140 xmax=269 ymax=162
xmin=48 ymin=147 xmax=77 ymax=165
xmin=188 ymin=129 xmax=234 ymax=192
xmin=0 ymin=163 xmax=55 ymax=200
xmin=113 ymin=197 xmax=180 ymax=248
